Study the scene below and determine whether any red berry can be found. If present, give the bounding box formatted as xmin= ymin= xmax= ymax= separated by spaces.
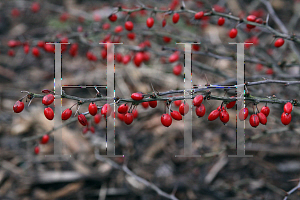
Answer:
xmin=61 ymin=108 xmax=72 ymax=120
xmin=255 ymin=18 xmax=263 ymax=24
xmin=8 ymin=40 xmax=20 ymax=48
xmin=82 ymin=127 xmax=89 ymax=134
xmin=101 ymin=104 xmax=112 ymax=118
xmin=249 ymin=114 xmax=259 ymax=127
xmin=284 ymin=102 xmax=293 ymax=114
xmin=217 ymin=17 xmax=225 ymax=26
xmin=94 ymin=114 xmax=101 ymax=124
xmin=274 ymin=38 xmax=284 ymax=48
xmin=260 ymin=106 xmax=270 ymax=117
xmin=161 ymin=114 xmax=172 ymax=127
xmin=44 ymin=107 xmax=54 ymax=120
xmin=169 ymin=51 xmax=180 ymax=63
xmin=162 ymin=19 xmax=166 ymax=27
xmin=219 ymin=110 xmax=230 ymax=124
xmin=226 ymin=97 xmax=236 ymax=109
xmin=146 ymin=17 xmax=154 ymax=28
xmin=102 ymin=23 xmax=110 ymax=30
xmin=195 ymin=104 xmax=206 ymax=117
xmin=13 ymin=100 xmax=24 ymax=113
xmin=163 ymin=36 xmax=172 ymax=43
xmin=266 ymin=68 xmax=273 ymax=75
xmin=132 ymin=109 xmax=138 ymax=118
xmin=193 ymin=95 xmax=204 ymax=106
xmin=141 ymin=102 xmax=149 ymax=109
xmin=179 ymin=103 xmax=189 ymax=115
xmin=238 ymin=108 xmax=249 ymax=121
xmin=32 ymin=47 xmax=40 ymax=57
xmin=208 ymin=109 xmax=220 ymax=121
xmin=257 ymin=112 xmax=267 ymax=125
xmin=229 ymin=28 xmax=238 ymax=38
xmin=174 ymin=100 xmax=182 ymax=107
xmin=171 ymin=110 xmax=182 ymax=120
xmin=23 ymin=45 xmax=30 ymax=54
xmin=125 ymin=21 xmax=134 ymax=31
xmin=101 ymin=49 xmax=107 ymax=59
xmin=11 ymin=8 xmax=20 ymax=18
xmin=134 ymin=52 xmax=144 ymax=67
xmin=192 ymin=44 xmax=200 ymax=51
xmin=8 ymin=49 xmax=15 ymax=57
xmin=88 ymin=103 xmax=98 ymax=116
xmin=194 ymin=11 xmax=204 ymax=19
xmin=31 ymin=2 xmax=40 ymax=13
xmin=173 ymin=64 xmax=182 ymax=76
xmin=108 ymin=14 xmax=117 ymax=22
xmin=143 ymin=52 xmax=151 ymax=62
xmin=217 ymin=106 xmax=226 ymax=112
xmin=114 ymin=25 xmax=123 ymax=33
xmin=37 ymin=41 xmax=45 ymax=48
xmin=115 ymin=53 xmax=123 ymax=63
xmin=41 ymin=135 xmax=49 ymax=144
xmin=127 ymin=32 xmax=135 ymax=40
xmin=41 ymin=89 xmax=51 ymax=94
xmin=34 ymin=146 xmax=40 ymax=154
xmin=172 ymin=13 xmax=180 ymax=23
xmin=123 ymin=55 xmax=131 ymax=64
xmin=131 ymin=93 xmax=144 ymax=101
xmin=118 ymin=104 xmax=129 ymax=114
xmin=60 ymin=12 xmax=69 ymax=22
xmin=124 ymin=113 xmax=134 ymax=125
xmin=117 ymin=113 xmax=125 ymax=121
xmin=78 ymin=114 xmax=88 ymax=126
xmin=44 ymin=44 xmax=54 ymax=53
xmin=149 ymin=101 xmax=157 ymax=108
xmin=42 ymin=94 xmax=54 ymax=106
xmin=256 ymin=64 xmax=263 ymax=71
xmin=281 ymin=112 xmax=292 ymax=125
xmin=90 ymin=126 xmax=95 ymax=133
xmin=246 ymin=15 xmax=256 ymax=29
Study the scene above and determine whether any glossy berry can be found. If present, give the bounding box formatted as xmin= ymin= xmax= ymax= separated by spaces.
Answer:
xmin=127 ymin=32 xmax=135 ymax=40
xmin=108 ymin=14 xmax=117 ymax=22
xmin=179 ymin=103 xmax=189 ymax=115
xmin=143 ymin=52 xmax=151 ymax=62
xmin=118 ymin=113 xmax=125 ymax=121
xmin=163 ymin=36 xmax=171 ymax=43
xmin=219 ymin=110 xmax=230 ymax=124
xmin=141 ymin=102 xmax=149 ymax=109
xmin=171 ymin=111 xmax=182 ymax=120
xmin=192 ymin=44 xmax=200 ymax=51
xmin=229 ymin=28 xmax=238 ymax=38
xmin=102 ymin=23 xmax=110 ymax=30
xmin=284 ymin=102 xmax=293 ymax=114
xmin=281 ymin=112 xmax=292 ymax=125
xmin=34 ymin=146 xmax=40 ymax=154
xmin=217 ymin=17 xmax=225 ymax=26
xmin=172 ymin=13 xmax=180 ymax=23
xmin=41 ymin=135 xmax=49 ymax=144
xmin=78 ymin=114 xmax=88 ymax=126
xmin=193 ymin=95 xmax=203 ymax=107
xmin=101 ymin=104 xmax=112 ymax=118
xmin=208 ymin=109 xmax=220 ymax=121
xmin=249 ymin=114 xmax=259 ymax=128
xmin=257 ymin=112 xmax=267 ymax=125
xmin=274 ymin=38 xmax=284 ymax=48
xmin=161 ymin=114 xmax=172 ymax=127
xmin=42 ymin=94 xmax=54 ymax=106
xmin=61 ymin=108 xmax=72 ymax=120
xmin=131 ymin=93 xmax=144 ymax=101
xmin=162 ymin=19 xmax=166 ymax=27
xmin=226 ymin=98 xmax=236 ymax=109
xmin=24 ymin=45 xmax=30 ymax=54
xmin=246 ymin=15 xmax=256 ymax=29
xmin=169 ymin=52 xmax=180 ymax=63
xmin=123 ymin=55 xmax=131 ymax=64
xmin=114 ymin=25 xmax=123 ymax=33
xmin=132 ymin=109 xmax=138 ymax=118
xmin=195 ymin=104 xmax=206 ymax=117
xmin=194 ymin=11 xmax=204 ymax=19
xmin=260 ymin=106 xmax=270 ymax=117
xmin=31 ymin=2 xmax=40 ymax=13
xmin=134 ymin=52 xmax=144 ymax=67
xmin=124 ymin=113 xmax=134 ymax=125
xmin=88 ymin=103 xmax=98 ymax=116
xmin=125 ymin=21 xmax=134 ymax=31
xmin=13 ymin=100 xmax=24 ymax=113
xmin=173 ymin=64 xmax=182 ymax=76
xmin=118 ymin=104 xmax=129 ymax=114
xmin=255 ymin=18 xmax=263 ymax=24
xmin=146 ymin=17 xmax=154 ymax=28
xmin=94 ymin=114 xmax=101 ymax=124
xmin=149 ymin=101 xmax=157 ymax=108
xmin=238 ymin=108 xmax=249 ymax=121
xmin=116 ymin=53 xmax=123 ymax=63
xmin=44 ymin=107 xmax=54 ymax=120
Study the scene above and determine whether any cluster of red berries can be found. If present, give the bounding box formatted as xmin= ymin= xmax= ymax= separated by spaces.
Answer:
xmin=238 ymin=105 xmax=269 ymax=128
xmin=281 ymin=102 xmax=293 ymax=125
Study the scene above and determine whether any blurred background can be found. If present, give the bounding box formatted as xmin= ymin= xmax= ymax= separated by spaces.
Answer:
xmin=1 ymin=0 xmax=300 ymax=199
